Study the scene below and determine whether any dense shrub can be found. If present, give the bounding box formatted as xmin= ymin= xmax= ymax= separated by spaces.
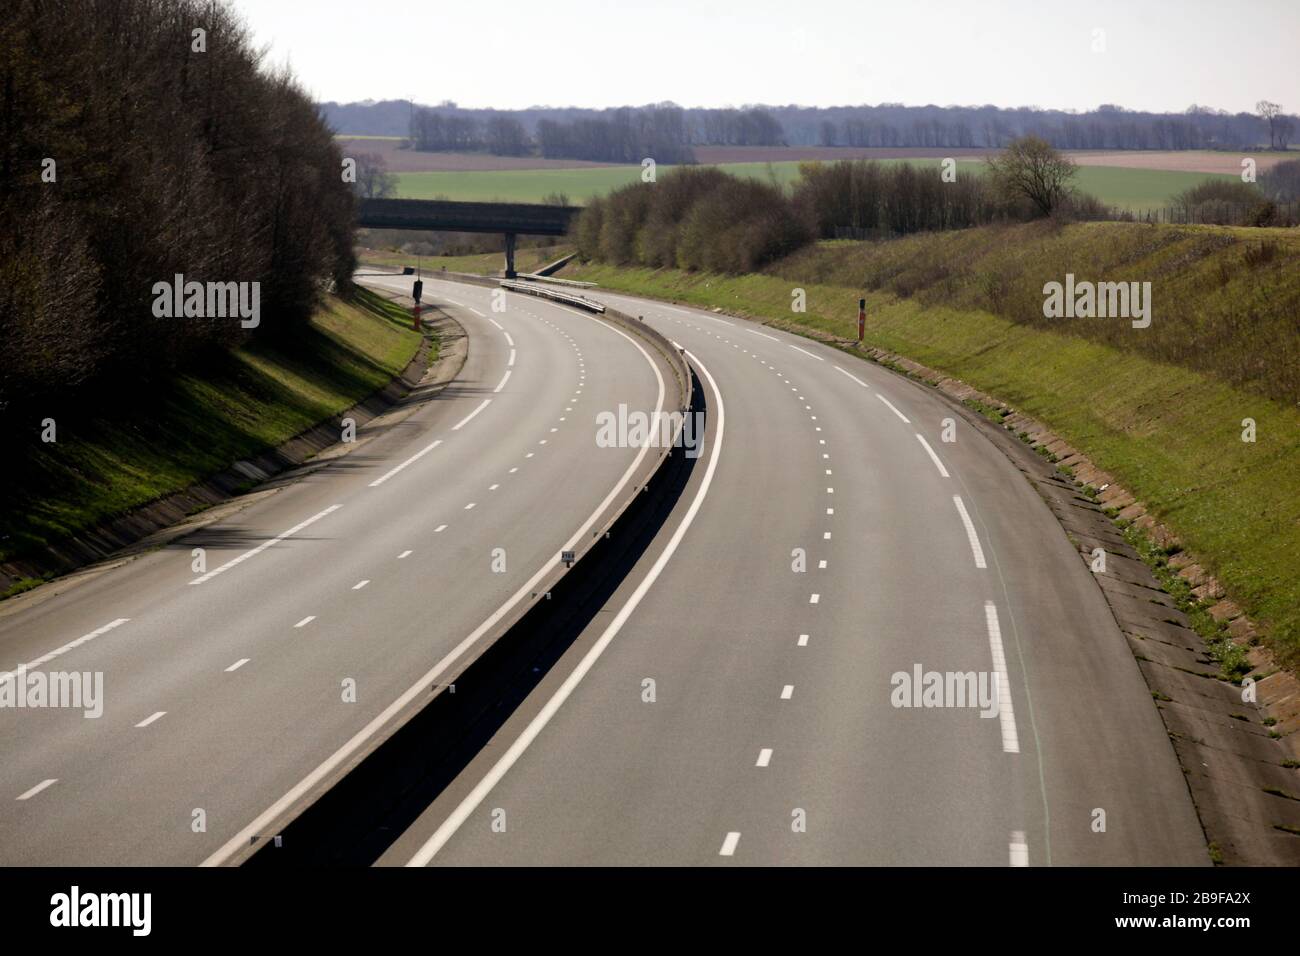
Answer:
xmin=574 ymin=168 xmax=811 ymax=273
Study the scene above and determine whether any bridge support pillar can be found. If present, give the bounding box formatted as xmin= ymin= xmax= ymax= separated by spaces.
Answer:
xmin=504 ymin=232 xmax=517 ymax=279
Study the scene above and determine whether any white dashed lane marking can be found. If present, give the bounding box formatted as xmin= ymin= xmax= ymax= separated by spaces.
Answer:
xmin=876 ymin=394 xmax=911 ymax=423
xmin=952 ymin=496 xmax=987 ymax=569
xmin=16 ymin=779 xmax=57 ymax=801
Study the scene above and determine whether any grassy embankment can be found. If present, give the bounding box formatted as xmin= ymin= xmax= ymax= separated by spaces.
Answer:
xmin=557 ymin=221 xmax=1300 ymax=670
xmin=3 ymin=289 xmax=425 ymax=590
xmin=393 ymin=162 xmax=1233 ymax=211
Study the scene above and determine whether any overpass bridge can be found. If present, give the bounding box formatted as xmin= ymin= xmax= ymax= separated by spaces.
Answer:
xmin=356 ymin=198 xmax=581 ymax=278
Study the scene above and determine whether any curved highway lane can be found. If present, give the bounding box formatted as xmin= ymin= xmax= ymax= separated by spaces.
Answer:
xmin=388 ymin=286 xmax=1208 ymax=867
xmin=0 ymin=277 xmax=673 ymax=865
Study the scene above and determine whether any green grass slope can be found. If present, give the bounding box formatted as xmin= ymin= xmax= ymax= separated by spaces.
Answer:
xmin=3 ymin=289 xmax=424 ymax=575
xmin=563 ymin=223 xmax=1300 ymax=668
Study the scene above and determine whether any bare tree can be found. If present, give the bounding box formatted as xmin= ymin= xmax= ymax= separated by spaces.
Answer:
xmin=353 ymin=152 xmax=396 ymax=199
xmin=985 ymin=136 xmax=1078 ymax=217
xmin=1257 ymin=100 xmax=1282 ymax=149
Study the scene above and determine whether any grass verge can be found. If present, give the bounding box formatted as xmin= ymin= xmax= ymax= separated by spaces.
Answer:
xmin=2 ymin=288 xmax=424 ymax=566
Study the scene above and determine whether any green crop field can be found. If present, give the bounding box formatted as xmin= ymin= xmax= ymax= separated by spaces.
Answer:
xmin=393 ymin=160 xmax=1234 ymax=211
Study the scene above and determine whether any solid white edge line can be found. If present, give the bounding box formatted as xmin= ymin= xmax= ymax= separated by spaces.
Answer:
xmin=404 ymin=346 xmax=723 ymax=867
xmin=189 ymin=506 xmax=341 ymax=585
xmin=493 ymin=370 xmax=512 ymax=393
xmin=788 ymin=344 xmax=824 ymax=361
xmin=0 ymin=618 xmax=130 ymax=685
xmin=876 ymin=393 xmax=911 ymax=423
xmin=451 ymin=399 xmax=492 ymax=431
xmin=952 ymin=495 xmax=988 ymax=569
xmin=915 ymin=433 xmax=951 ymax=478
xmin=201 ymin=303 xmax=670 ymax=868
xmin=985 ymin=602 xmax=1020 ymax=754
xmin=507 ymin=349 xmax=516 ymax=367
xmin=369 ymin=440 xmax=443 ymax=487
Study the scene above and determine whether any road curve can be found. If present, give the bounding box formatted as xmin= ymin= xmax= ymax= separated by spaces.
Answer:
xmin=0 ymin=277 xmax=674 ymax=865
xmin=385 ymin=286 xmax=1209 ymax=867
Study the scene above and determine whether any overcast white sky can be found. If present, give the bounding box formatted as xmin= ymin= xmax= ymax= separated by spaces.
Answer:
xmin=228 ymin=0 xmax=1298 ymax=114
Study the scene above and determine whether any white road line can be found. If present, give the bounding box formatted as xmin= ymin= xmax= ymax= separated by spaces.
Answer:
xmin=952 ymin=496 xmax=987 ymax=569
xmin=788 ymin=344 xmax=824 ymax=361
xmin=781 ymin=685 xmax=794 ymax=700
xmin=798 ymin=633 xmax=809 ymax=646
xmin=467 ymin=307 xmax=486 ymax=317
xmin=16 ymin=779 xmax=57 ymax=801
xmin=719 ymin=832 xmax=741 ymax=856
xmin=756 ymin=748 xmax=773 ymax=767
xmin=493 ymin=370 xmax=512 ymax=393
xmin=294 ymin=616 xmax=316 ymax=629
xmin=189 ymin=505 xmax=341 ymax=584
xmin=402 ymin=347 xmax=721 ymax=868
xmin=833 ymin=365 xmax=869 ymax=387
xmin=746 ymin=328 xmax=780 ymax=342
xmin=398 ymin=550 xmax=412 ymax=559
xmin=451 ymin=399 xmax=492 ymax=431
xmin=823 ymin=531 xmax=831 ymax=539
xmin=0 ymin=618 xmax=130 ymax=685
xmin=434 ymin=524 xmax=447 ymax=533
xmin=488 ymin=318 xmax=503 ymax=330
xmin=985 ymin=602 xmax=1020 ymax=754
xmin=464 ymin=502 xmax=476 ymax=510
xmin=369 ymin=439 xmax=443 ymax=487
xmin=225 ymin=658 xmax=250 ymax=673
xmin=1010 ymin=832 xmax=1029 ymax=867
xmin=915 ymin=434 xmax=950 ymax=478
xmin=135 ymin=711 xmax=166 ymax=728
xmin=352 ymin=579 xmax=370 ymax=590
xmin=818 ymin=559 xmax=827 ymax=569
xmin=206 ymin=304 xmax=673 ymax=869
xmin=876 ymin=394 xmax=911 ymax=423
xmin=507 ymin=349 xmax=516 ymax=367
xmin=809 ymin=593 xmax=820 ymax=604
xmin=504 ymin=333 xmax=514 ymax=347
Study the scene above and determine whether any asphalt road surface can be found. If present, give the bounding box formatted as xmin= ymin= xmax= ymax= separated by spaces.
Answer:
xmin=0 ymin=276 xmax=672 ymax=865
xmin=384 ymin=286 xmax=1209 ymax=867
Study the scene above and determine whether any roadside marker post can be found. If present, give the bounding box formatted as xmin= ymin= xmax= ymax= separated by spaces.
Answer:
xmin=412 ymin=303 xmax=421 ymax=331
xmin=857 ymin=298 xmax=865 ymax=344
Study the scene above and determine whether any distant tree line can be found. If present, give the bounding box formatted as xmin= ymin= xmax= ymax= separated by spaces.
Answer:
xmin=411 ymin=105 xmax=694 ymax=163
xmin=336 ymin=99 xmax=1298 ymax=154
xmin=574 ymin=139 xmax=1124 ymax=272
xmin=0 ymin=0 xmax=356 ymax=420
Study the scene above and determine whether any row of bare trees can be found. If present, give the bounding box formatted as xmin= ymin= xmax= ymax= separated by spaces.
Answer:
xmin=574 ymin=138 xmax=1112 ymax=271
xmin=0 ymin=0 xmax=356 ymax=420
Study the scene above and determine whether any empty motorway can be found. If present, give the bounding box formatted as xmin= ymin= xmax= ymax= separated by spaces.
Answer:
xmin=0 ymin=277 xmax=676 ymax=865
xmin=382 ymin=283 xmax=1209 ymax=867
